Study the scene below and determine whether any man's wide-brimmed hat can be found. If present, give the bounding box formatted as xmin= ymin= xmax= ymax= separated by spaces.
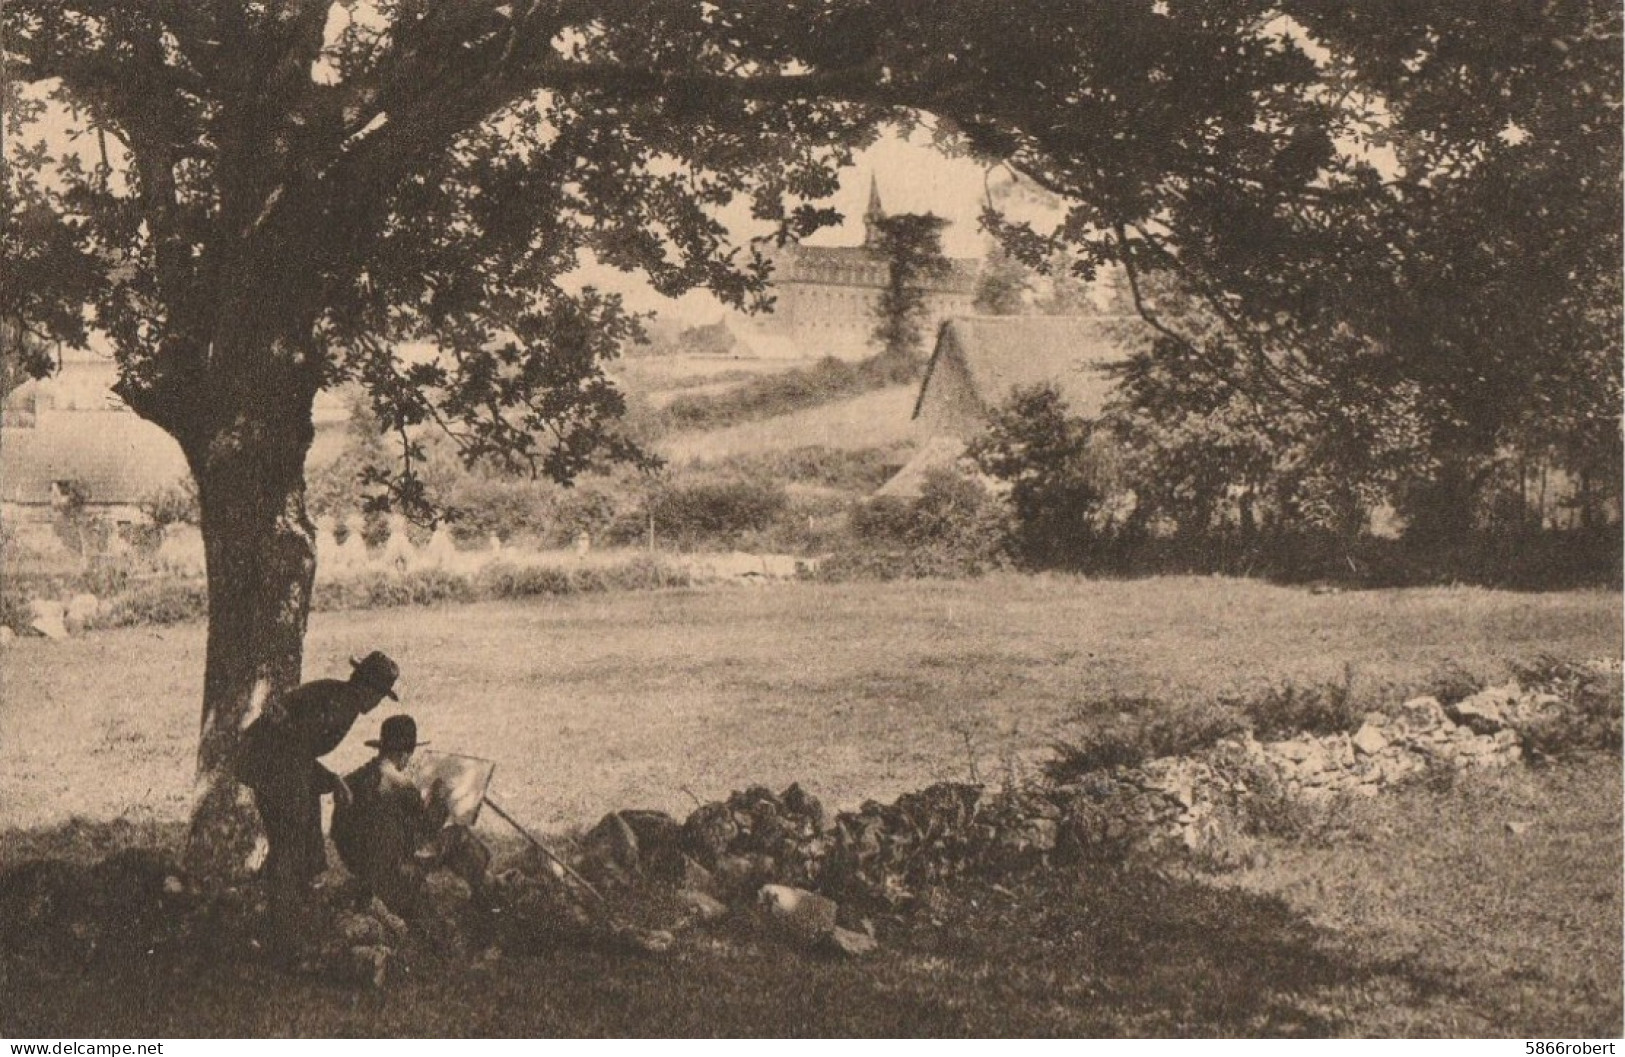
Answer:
xmin=349 ymin=650 xmax=401 ymax=701
xmin=366 ymin=714 xmax=426 ymax=752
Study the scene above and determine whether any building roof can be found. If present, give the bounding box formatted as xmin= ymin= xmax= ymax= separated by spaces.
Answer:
xmin=1 ymin=410 xmax=189 ymax=507
xmin=874 ymin=436 xmax=973 ymax=499
xmin=914 ymin=315 xmax=1151 ymax=422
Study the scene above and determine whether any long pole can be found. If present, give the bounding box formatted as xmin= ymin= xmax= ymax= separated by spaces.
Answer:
xmin=482 ymin=795 xmax=607 ymax=905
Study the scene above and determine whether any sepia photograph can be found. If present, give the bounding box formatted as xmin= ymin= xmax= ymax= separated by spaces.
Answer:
xmin=1 ymin=0 xmax=1620 ymax=1041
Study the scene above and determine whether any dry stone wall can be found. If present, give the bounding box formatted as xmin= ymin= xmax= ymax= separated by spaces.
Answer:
xmin=567 ymin=671 xmax=1615 ymax=917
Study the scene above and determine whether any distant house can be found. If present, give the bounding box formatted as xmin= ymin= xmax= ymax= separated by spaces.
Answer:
xmin=878 ymin=315 xmax=1149 ymax=498
xmin=3 ymin=339 xmax=354 ymax=530
xmin=2 ymin=345 xmax=191 ymax=526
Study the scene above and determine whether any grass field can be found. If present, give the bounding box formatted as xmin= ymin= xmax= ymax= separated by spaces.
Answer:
xmin=1 ymin=576 xmax=1619 ymax=1036
xmin=3 ymin=576 xmax=1617 ymax=833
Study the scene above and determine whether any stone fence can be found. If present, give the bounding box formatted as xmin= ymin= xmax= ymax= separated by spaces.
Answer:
xmin=568 ymin=670 xmax=1616 ymax=922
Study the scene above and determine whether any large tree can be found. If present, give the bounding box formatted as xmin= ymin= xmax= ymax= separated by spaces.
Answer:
xmin=973 ymin=2 xmax=1622 ymax=541
xmin=2 ymin=1 xmax=903 ymax=880
xmin=11 ymin=1 xmax=1549 ymax=880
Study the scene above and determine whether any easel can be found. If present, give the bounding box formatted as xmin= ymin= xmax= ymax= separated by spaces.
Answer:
xmin=481 ymin=795 xmax=607 ymax=905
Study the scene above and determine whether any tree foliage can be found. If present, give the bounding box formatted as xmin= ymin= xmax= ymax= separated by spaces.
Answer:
xmin=971 ymin=2 xmax=1622 ymax=539
xmin=972 ymin=246 xmax=1032 ymax=316
xmin=868 ymin=212 xmax=951 ymax=365
xmin=4 ymin=1 xmax=1617 ymax=874
xmin=968 ymin=384 xmax=1117 ymax=568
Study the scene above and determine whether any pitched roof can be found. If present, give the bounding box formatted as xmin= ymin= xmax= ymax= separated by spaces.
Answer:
xmin=914 ymin=315 xmax=1151 ymax=421
xmin=1 ymin=410 xmax=189 ymax=507
xmin=874 ymin=436 xmax=972 ymax=499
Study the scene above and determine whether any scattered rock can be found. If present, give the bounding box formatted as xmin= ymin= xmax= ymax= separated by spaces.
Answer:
xmin=583 ymin=812 xmax=641 ymax=874
xmin=1399 ymin=695 xmax=1448 ymax=730
xmin=675 ymin=889 xmax=728 ymax=923
xmin=614 ymin=926 xmax=675 ymax=955
xmin=1449 ymin=687 xmax=1515 ymax=734
xmin=29 ymin=600 xmax=68 ymax=640
xmin=1505 ymin=820 xmax=1534 ymax=837
xmin=1351 ymin=722 xmax=1389 ymax=756
xmin=675 ymin=855 xmax=718 ymax=896
xmin=759 ymin=884 xmax=838 ymax=940
xmin=681 ymin=802 xmax=738 ymax=864
xmin=1275 ymin=739 xmax=1314 ymax=763
xmin=825 ymin=926 xmax=879 ymax=958
xmin=348 ymin=944 xmax=393 ymax=989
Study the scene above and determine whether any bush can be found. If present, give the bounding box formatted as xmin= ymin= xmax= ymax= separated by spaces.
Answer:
xmin=0 ymin=580 xmax=32 ymax=632
xmin=103 ymin=581 xmax=209 ymax=627
xmin=1044 ymin=696 xmax=1247 ymax=781
xmin=695 ymin=446 xmax=904 ymax=493
xmin=313 ymin=569 xmax=478 ymax=611
xmin=1512 ymin=655 xmax=1624 ymax=758
xmin=1228 ymin=679 xmax=1363 ymax=741
xmin=598 ymin=554 xmax=690 ymax=591
xmin=474 ymin=562 xmax=576 ymax=599
xmin=441 ymin=476 xmax=551 ymax=544
xmin=828 ymin=469 xmax=1010 ymax=581
xmin=1424 ymin=660 xmax=1487 ymax=707
xmin=650 ymin=477 xmax=788 ymax=547
xmin=139 ymin=481 xmax=199 ymax=528
xmin=656 ymin=355 xmax=909 ymax=434
xmin=969 ymin=384 xmax=1120 ymax=569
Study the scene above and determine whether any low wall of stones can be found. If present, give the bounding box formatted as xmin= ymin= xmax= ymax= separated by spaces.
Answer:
xmin=573 ymin=671 xmax=1616 ymax=916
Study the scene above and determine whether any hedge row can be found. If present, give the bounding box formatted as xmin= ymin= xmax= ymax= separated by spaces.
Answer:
xmin=79 ymin=557 xmax=693 ymax=631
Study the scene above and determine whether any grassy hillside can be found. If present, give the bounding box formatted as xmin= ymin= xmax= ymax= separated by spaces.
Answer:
xmin=658 ymin=385 xmax=921 ymax=462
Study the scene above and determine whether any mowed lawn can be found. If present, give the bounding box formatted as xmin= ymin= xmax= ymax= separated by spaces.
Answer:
xmin=2 ymin=576 xmax=1618 ymax=837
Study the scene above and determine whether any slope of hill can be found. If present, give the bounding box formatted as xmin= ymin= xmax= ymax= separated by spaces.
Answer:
xmin=657 ymin=384 xmax=922 ymax=462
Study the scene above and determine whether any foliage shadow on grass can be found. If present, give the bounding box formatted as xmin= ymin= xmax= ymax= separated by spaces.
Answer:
xmin=2 ymin=816 xmax=1465 ymax=1038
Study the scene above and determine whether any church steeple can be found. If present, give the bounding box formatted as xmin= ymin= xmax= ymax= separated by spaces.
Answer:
xmin=862 ymin=174 xmax=885 ymax=247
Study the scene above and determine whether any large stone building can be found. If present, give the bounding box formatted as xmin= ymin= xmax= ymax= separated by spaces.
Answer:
xmin=756 ymin=178 xmax=980 ymax=360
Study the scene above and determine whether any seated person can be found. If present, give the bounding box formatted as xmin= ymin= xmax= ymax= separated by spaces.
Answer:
xmin=331 ymin=715 xmax=488 ymax=921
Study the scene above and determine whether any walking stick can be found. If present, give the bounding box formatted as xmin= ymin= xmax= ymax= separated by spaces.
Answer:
xmin=482 ymin=795 xmax=607 ymax=905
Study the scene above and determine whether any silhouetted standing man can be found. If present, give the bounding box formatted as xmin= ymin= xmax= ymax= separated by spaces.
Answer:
xmin=236 ymin=650 xmax=401 ymax=958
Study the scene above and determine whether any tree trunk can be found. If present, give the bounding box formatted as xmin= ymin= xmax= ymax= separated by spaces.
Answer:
xmin=180 ymin=380 xmax=320 ymax=885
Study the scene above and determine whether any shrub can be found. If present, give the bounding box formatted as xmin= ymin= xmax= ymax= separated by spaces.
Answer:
xmin=1512 ymin=655 xmax=1624 ymax=758
xmin=650 ymin=477 xmax=788 ymax=547
xmin=441 ymin=476 xmax=551 ymax=544
xmin=968 ymin=384 xmax=1119 ymax=569
xmin=546 ymin=474 xmax=646 ymax=547
xmin=0 ymin=580 xmax=32 ymax=632
xmin=103 ymin=581 xmax=209 ymax=627
xmin=1044 ymin=696 xmax=1247 ymax=781
xmin=313 ymin=569 xmax=477 ymax=610
xmin=598 ymin=554 xmax=690 ymax=591
xmin=1424 ymin=660 xmax=1487 ymax=707
xmin=139 ymin=481 xmax=199 ymax=528
xmin=656 ymin=355 xmax=906 ymax=433
xmin=695 ymin=446 xmax=904 ymax=493
xmin=830 ymin=469 xmax=1010 ymax=580
xmin=474 ymin=562 xmax=576 ymax=599
xmin=1228 ymin=679 xmax=1363 ymax=741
